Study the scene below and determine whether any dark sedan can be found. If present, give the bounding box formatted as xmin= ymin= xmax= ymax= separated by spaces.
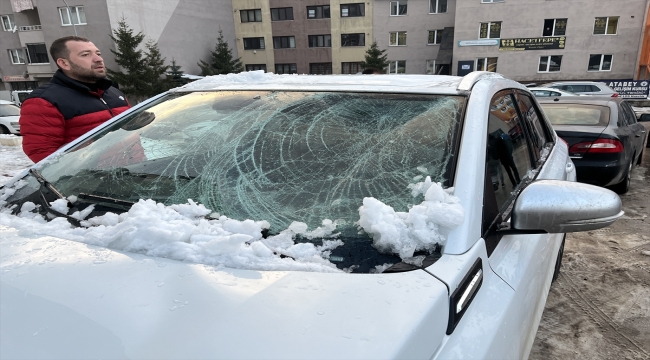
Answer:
xmin=538 ymin=97 xmax=647 ymax=194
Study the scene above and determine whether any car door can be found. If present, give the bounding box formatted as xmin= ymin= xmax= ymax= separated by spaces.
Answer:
xmin=620 ymin=101 xmax=647 ymax=159
xmin=483 ymin=89 xmax=565 ymax=358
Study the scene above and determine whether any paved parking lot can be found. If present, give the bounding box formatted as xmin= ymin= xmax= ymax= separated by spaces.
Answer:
xmin=530 ymin=153 xmax=650 ymax=360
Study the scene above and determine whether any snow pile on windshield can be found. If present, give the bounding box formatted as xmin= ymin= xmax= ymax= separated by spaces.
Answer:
xmin=0 ymin=197 xmax=343 ymax=273
xmin=178 ymin=70 xmax=461 ymax=92
xmin=358 ymin=177 xmax=464 ymax=258
xmin=0 ymin=177 xmax=464 ymax=271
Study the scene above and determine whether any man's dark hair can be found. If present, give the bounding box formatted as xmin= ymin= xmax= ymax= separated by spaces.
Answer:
xmin=50 ymin=36 xmax=91 ymax=66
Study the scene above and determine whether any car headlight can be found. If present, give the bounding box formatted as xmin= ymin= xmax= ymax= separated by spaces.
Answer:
xmin=10 ymin=122 xmax=20 ymax=127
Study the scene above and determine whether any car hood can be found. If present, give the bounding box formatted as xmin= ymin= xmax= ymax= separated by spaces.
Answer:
xmin=0 ymin=226 xmax=450 ymax=360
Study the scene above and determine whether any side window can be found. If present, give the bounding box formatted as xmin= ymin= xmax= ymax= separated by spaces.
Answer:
xmin=515 ymin=91 xmax=551 ymax=158
xmin=486 ymin=91 xmax=535 ymax=211
xmin=618 ymin=105 xmax=629 ymax=126
xmin=621 ymin=102 xmax=638 ymax=124
xmin=589 ymin=85 xmax=602 ymax=92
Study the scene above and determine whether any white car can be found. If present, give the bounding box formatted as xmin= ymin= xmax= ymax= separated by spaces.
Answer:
xmin=0 ymin=100 xmax=21 ymax=134
xmin=0 ymin=71 xmax=623 ymax=360
xmin=541 ymin=81 xmax=619 ymax=97
xmin=528 ymin=87 xmax=581 ymax=97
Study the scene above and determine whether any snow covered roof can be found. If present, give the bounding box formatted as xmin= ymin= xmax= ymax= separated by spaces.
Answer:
xmin=174 ymin=71 xmax=465 ymax=95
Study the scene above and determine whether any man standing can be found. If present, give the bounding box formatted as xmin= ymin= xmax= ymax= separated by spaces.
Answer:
xmin=20 ymin=36 xmax=130 ymax=163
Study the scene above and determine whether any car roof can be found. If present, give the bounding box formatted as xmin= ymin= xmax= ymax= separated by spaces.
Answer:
xmin=542 ymin=81 xmax=606 ymax=85
xmin=174 ymin=71 xmax=494 ymax=96
xmin=529 ymin=87 xmax=572 ymax=92
xmin=536 ymin=96 xmax=621 ymax=106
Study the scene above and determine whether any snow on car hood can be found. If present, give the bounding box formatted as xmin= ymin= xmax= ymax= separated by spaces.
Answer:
xmin=0 ymin=229 xmax=450 ymax=360
xmin=0 ymin=177 xmax=463 ymax=272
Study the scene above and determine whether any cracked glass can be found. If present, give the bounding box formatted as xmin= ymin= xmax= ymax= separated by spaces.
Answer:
xmin=34 ymin=91 xmax=465 ymax=235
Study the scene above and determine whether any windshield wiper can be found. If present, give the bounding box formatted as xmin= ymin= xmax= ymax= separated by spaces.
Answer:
xmin=77 ymin=193 xmax=135 ymax=211
xmin=29 ymin=168 xmax=82 ymax=226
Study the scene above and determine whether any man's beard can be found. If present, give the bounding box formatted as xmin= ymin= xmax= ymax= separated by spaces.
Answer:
xmin=68 ymin=59 xmax=106 ymax=83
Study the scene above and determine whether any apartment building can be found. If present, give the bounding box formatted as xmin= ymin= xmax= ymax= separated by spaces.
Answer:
xmin=232 ymin=0 xmax=374 ymax=74
xmin=0 ymin=0 xmax=235 ymax=92
xmin=452 ymin=0 xmax=648 ymax=82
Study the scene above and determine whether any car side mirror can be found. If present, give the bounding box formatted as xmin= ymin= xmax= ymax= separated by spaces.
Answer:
xmin=511 ymin=180 xmax=623 ymax=233
xmin=639 ymin=113 xmax=650 ymax=122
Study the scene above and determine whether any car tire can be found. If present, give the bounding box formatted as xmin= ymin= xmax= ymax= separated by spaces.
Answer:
xmin=552 ymin=235 xmax=566 ymax=283
xmin=0 ymin=125 xmax=10 ymax=135
xmin=611 ymin=161 xmax=632 ymax=194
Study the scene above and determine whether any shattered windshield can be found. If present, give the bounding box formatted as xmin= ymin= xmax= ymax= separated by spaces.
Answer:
xmin=5 ymin=91 xmax=465 ymax=272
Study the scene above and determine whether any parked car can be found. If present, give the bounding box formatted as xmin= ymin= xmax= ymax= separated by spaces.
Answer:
xmin=528 ymin=87 xmax=580 ymax=97
xmin=639 ymin=113 xmax=650 ymax=147
xmin=541 ymin=81 xmax=618 ymax=97
xmin=538 ymin=97 xmax=646 ymax=193
xmin=0 ymin=72 xmax=623 ymax=360
xmin=0 ymin=100 xmax=21 ymax=135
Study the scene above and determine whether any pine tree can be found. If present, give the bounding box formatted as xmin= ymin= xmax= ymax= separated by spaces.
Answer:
xmin=168 ymin=58 xmax=185 ymax=88
xmin=198 ymin=30 xmax=243 ymax=75
xmin=143 ymin=39 xmax=171 ymax=95
xmin=361 ymin=41 xmax=389 ymax=73
xmin=107 ymin=18 xmax=149 ymax=100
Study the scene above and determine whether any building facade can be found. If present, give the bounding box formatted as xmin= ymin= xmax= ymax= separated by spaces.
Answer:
xmin=2 ymin=0 xmax=648 ymax=91
xmin=0 ymin=0 xmax=235 ymax=91
xmin=452 ymin=0 xmax=648 ymax=83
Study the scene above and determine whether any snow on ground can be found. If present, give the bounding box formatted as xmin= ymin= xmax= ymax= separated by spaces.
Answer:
xmin=0 ymin=135 xmax=33 ymax=186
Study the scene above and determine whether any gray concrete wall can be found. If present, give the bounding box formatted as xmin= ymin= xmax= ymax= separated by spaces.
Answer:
xmin=0 ymin=0 xmax=27 ymax=90
xmin=453 ymin=0 xmax=647 ymax=81
xmin=374 ymin=0 xmax=456 ymax=74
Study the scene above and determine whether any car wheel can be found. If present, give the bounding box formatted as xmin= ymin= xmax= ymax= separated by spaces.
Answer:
xmin=0 ymin=125 xmax=10 ymax=134
xmin=611 ymin=161 xmax=632 ymax=194
xmin=552 ymin=235 xmax=566 ymax=283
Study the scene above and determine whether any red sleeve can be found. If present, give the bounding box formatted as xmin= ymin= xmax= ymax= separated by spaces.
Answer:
xmin=20 ymin=98 xmax=66 ymax=163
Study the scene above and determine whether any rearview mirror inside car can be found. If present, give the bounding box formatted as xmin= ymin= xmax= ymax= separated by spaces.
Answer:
xmin=511 ymin=180 xmax=623 ymax=233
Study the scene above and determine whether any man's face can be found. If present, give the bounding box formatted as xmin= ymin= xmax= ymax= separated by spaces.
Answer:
xmin=59 ymin=41 xmax=106 ymax=82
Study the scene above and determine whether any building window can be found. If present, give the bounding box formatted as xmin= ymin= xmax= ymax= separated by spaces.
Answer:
xmin=58 ymin=6 xmax=86 ymax=26
xmin=477 ymin=57 xmax=497 ymax=72
xmin=273 ymin=36 xmax=296 ymax=49
xmin=588 ymin=54 xmax=612 ymax=71
xmin=341 ymin=33 xmax=365 ymax=46
xmin=479 ymin=22 xmax=501 ymax=39
xmin=308 ymin=34 xmax=331 ymax=47
xmin=428 ymin=30 xmax=443 ymax=45
xmin=246 ymin=64 xmax=267 ymax=72
xmin=390 ymin=1 xmax=407 ymax=16
xmin=593 ymin=17 xmax=618 ymax=35
xmin=310 ymin=62 xmax=332 ymax=74
xmin=25 ymin=43 xmax=49 ymax=64
xmin=1 ymin=14 xmax=15 ymax=31
xmin=240 ymin=9 xmax=262 ymax=23
xmin=275 ymin=63 xmax=297 ymax=74
xmin=243 ymin=37 xmax=265 ymax=50
xmin=543 ymin=18 xmax=567 ymax=37
xmin=538 ymin=55 xmax=562 ymax=72
xmin=429 ymin=0 xmax=447 ymax=13
xmin=389 ymin=31 xmax=407 ymax=46
xmin=388 ymin=60 xmax=406 ymax=74
xmin=307 ymin=6 xmax=330 ymax=19
xmin=8 ymin=49 xmax=26 ymax=64
xmin=426 ymin=59 xmax=436 ymax=74
xmin=342 ymin=62 xmax=363 ymax=74
xmin=341 ymin=3 xmax=365 ymax=17
xmin=10 ymin=81 xmax=39 ymax=91
xmin=271 ymin=7 xmax=293 ymax=21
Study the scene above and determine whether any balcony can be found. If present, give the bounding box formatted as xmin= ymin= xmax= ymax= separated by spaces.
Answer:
xmin=18 ymin=25 xmax=44 ymax=47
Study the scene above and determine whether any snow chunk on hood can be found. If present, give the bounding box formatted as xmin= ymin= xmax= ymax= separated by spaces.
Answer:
xmin=0 ymin=199 xmax=342 ymax=273
xmin=358 ymin=176 xmax=464 ymax=259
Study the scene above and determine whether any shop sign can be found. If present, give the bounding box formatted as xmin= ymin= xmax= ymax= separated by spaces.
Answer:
xmin=499 ymin=37 xmax=566 ymax=51
xmin=458 ymin=39 xmax=499 ymax=46
xmin=597 ymin=79 xmax=649 ymax=99
xmin=3 ymin=75 xmax=27 ymax=82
